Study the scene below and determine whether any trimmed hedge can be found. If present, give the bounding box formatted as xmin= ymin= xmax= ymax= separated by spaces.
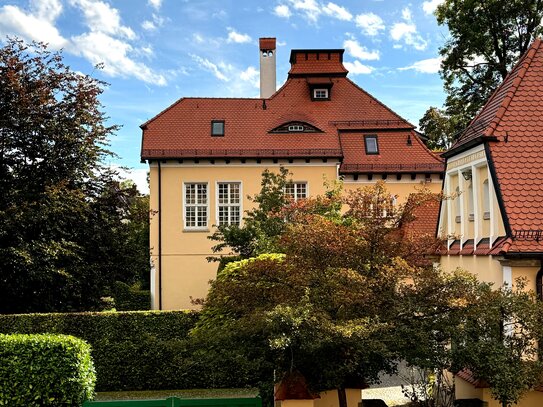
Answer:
xmin=112 ymin=281 xmax=150 ymax=310
xmin=0 ymin=334 xmax=95 ymax=406
xmin=0 ymin=311 xmax=200 ymax=392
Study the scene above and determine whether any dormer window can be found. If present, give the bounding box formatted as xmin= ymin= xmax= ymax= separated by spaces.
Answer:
xmin=364 ymin=135 xmax=379 ymax=155
xmin=211 ymin=120 xmax=225 ymax=136
xmin=288 ymin=125 xmax=304 ymax=132
xmin=313 ymin=88 xmax=329 ymax=100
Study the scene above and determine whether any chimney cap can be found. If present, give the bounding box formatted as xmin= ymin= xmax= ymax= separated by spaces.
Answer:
xmin=259 ymin=37 xmax=276 ymax=50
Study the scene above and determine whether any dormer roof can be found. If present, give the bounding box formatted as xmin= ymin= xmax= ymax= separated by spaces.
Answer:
xmin=444 ymin=38 xmax=543 ymax=254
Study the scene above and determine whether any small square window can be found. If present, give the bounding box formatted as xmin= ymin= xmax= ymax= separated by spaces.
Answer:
xmin=313 ymin=89 xmax=329 ymax=99
xmin=364 ymin=135 xmax=379 ymax=155
xmin=211 ymin=120 xmax=225 ymax=136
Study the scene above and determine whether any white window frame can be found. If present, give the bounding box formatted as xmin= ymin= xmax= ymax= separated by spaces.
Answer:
xmin=216 ymin=181 xmax=243 ymax=226
xmin=285 ymin=182 xmax=308 ymax=201
xmin=183 ymin=182 xmax=209 ymax=230
xmin=313 ymin=88 xmax=329 ymax=99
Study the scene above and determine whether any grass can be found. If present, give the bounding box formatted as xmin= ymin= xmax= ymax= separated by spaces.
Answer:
xmin=95 ymin=388 xmax=259 ymax=401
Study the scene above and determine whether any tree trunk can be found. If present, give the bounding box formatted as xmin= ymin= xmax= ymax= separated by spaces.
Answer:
xmin=337 ymin=386 xmax=348 ymax=407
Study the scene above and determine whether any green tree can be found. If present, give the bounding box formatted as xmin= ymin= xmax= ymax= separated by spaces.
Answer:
xmin=0 ymin=38 xmax=148 ymax=312
xmin=421 ymin=0 xmax=543 ymax=146
xmin=451 ymin=280 xmax=543 ymax=407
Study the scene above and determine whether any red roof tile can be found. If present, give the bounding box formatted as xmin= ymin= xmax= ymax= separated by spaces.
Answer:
xmin=141 ymin=48 xmax=443 ymax=174
xmin=402 ymin=193 xmax=441 ymax=237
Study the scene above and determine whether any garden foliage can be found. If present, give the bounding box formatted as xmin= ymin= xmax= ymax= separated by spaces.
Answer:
xmin=0 ymin=334 xmax=95 ymax=406
xmin=0 ymin=311 xmax=199 ymax=392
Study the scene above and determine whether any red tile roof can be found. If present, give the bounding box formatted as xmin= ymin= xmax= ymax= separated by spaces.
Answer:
xmin=445 ymin=39 xmax=543 ymax=254
xmin=141 ymin=48 xmax=443 ymax=174
xmin=288 ymin=50 xmax=348 ymax=77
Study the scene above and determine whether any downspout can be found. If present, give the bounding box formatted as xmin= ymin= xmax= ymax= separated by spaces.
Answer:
xmin=158 ymin=161 xmax=162 ymax=310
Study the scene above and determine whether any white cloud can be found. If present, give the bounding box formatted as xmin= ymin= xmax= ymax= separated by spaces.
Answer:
xmin=274 ymin=4 xmax=291 ymax=18
xmin=191 ymin=54 xmax=229 ymax=81
xmin=70 ymin=0 xmax=135 ymax=40
xmin=142 ymin=13 xmax=164 ymax=31
xmin=399 ymin=57 xmax=442 ymax=73
xmin=148 ymin=0 xmax=162 ymax=10
xmin=422 ymin=0 xmax=444 ymax=15
xmin=322 ymin=2 xmax=352 ymax=21
xmin=288 ymin=0 xmax=321 ymax=22
xmin=227 ymin=28 xmax=252 ymax=44
xmin=71 ymin=32 xmax=166 ymax=85
xmin=142 ymin=20 xmax=156 ymax=31
xmin=32 ymin=0 xmax=63 ymax=21
xmin=343 ymin=38 xmax=379 ymax=60
xmin=0 ymin=1 xmax=68 ymax=49
xmin=0 ymin=0 xmax=166 ymax=86
xmin=344 ymin=60 xmax=373 ymax=75
xmin=390 ymin=7 xmax=427 ymax=51
xmin=355 ymin=12 xmax=385 ymax=36
xmin=240 ymin=66 xmax=259 ymax=88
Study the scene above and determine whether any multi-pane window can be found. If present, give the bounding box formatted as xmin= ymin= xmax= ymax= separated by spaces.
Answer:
xmin=217 ymin=182 xmax=241 ymax=226
xmin=184 ymin=183 xmax=208 ymax=229
xmin=285 ymin=182 xmax=308 ymax=201
xmin=313 ymin=88 xmax=329 ymax=99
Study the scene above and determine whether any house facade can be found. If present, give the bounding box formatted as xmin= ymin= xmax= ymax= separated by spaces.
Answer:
xmin=437 ymin=38 xmax=543 ymax=406
xmin=141 ymin=38 xmax=443 ymax=310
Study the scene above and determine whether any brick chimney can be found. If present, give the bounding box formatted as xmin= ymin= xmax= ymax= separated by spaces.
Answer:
xmin=259 ymin=37 xmax=276 ymax=98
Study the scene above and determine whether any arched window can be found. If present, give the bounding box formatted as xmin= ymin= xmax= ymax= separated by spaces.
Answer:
xmin=483 ymin=179 xmax=490 ymax=219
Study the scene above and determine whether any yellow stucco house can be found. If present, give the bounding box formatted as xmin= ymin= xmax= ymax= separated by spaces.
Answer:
xmin=438 ymin=38 xmax=543 ymax=406
xmin=140 ymin=38 xmax=443 ymax=310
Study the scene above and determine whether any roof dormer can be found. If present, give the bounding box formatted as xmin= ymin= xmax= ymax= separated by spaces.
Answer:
xmin=288 ymin=49 xmax=348 ymax=78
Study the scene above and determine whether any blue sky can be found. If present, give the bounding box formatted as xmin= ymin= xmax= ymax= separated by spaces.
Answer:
xmin=0 ymin=0 xmax=448 ymax=192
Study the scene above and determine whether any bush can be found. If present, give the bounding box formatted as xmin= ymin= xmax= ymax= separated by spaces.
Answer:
xmin=0 ymin=311 xmax=199 ymax=392
xmin=0 ymin=334 xmax=95 ymax=406
xmin=112 ymin=281 xmax=150 ymax=310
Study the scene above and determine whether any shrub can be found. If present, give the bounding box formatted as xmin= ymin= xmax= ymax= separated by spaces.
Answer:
xmin=0 ymin=334 xmax=95 ymax=406
xmin=0 ymin=311 xmax=199 ymax=392
xmin=112 ymin=281 xmax=150 ymax=310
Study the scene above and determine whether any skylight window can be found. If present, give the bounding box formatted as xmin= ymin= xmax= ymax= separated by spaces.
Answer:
xmin=211 ymin=120 xmax=225 ymax=136
xmin=364 ymin=135 xmax=379 ymax=155
xmin=288 ymin=125 xmax=304 ymax=132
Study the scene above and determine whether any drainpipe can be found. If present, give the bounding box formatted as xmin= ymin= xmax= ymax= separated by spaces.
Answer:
xmin=158 ymin=161 xmax=162 ymax=310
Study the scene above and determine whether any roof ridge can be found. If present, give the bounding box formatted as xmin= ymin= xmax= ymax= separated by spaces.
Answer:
xmin=483 ymin=39 xmax=540 ymax=137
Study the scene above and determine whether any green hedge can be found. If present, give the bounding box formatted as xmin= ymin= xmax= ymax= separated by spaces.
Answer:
xmin=0 ymin=311 xmax=201 ymax=392
xmin=0 ymin=334 xmax=95 ymax=406
xmin=112 ymin=281 xmax=150 ymax=311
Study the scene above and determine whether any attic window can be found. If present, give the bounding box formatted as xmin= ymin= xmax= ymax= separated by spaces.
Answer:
xmin=211 ymin=120 xmax=225 ymax=136
xmin=313 ymin=88 xmax=329 ymax=100
xmin=364 ymin=135 xmax=379 ymax=155
xmin=288 ymin=125 xmax=304 ymax=132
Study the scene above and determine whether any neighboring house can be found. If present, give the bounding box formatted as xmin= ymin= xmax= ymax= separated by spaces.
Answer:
xmin=437 ymin=38 xmax=543 ymax=405
xmin=140 ymin=38 xmax=443 ymax=310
